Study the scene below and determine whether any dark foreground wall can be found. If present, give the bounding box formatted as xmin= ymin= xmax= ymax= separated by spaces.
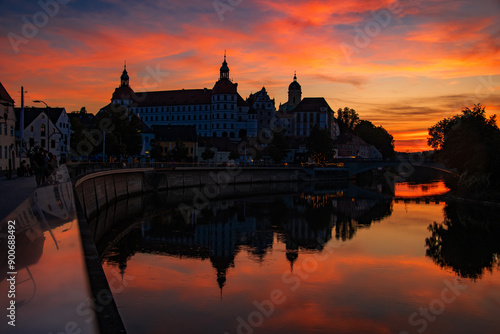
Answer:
xmin=74 ymin=167 xmax=349 ymax=221
xmin=74 ymin=167 xmax=300 ymax=219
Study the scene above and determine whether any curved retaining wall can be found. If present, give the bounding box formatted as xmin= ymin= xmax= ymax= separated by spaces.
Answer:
xmin=74 ymin=167 xmax=303 ymax=219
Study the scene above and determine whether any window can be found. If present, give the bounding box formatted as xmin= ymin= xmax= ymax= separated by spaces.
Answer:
xmin=41 ymin=139 xmax=46 ymax=148
xmin=29 ymin=138 xmax=34 ymax=147
xmin=4 ymin=146 xmax=7 ymax=159
xmin=51 ymin=140 xmax=55 ymax=148
xmin=30 ymin=125 xmax=34 ymax=132
xmin=10 ymin=126 xmax=13 ymax=136
xmin=41 ymin=124 xmax=46 ymax=137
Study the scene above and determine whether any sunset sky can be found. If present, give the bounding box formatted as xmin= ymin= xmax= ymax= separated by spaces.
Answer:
xmin=1 ymin=0 xmax=499 ymax=151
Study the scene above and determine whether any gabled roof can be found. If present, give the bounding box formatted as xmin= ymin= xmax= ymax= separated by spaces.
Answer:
xmin=0 ymin=82 xmax=14 ymax=104
xmin=152 ymin=125 xmax=197 ymax=142
xmin=133 ymin=89 xmax=213 ymax=107
xmin=293 ymin=98 xmax=334 ymax=113
xmin=14 ymin=107 xmax=66 ymax=130
xmin=236 ymin=94 xmax=248 ymax=107
xmin=334 ymin=132 xmax=369 ymax=146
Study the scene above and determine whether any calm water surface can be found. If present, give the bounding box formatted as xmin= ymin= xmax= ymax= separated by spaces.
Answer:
xmin=100 ymin=179 xmax=500 ymax=334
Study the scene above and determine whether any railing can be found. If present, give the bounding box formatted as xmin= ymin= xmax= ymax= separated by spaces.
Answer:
xmin=66 ymin=161 xmax=302 ymax=180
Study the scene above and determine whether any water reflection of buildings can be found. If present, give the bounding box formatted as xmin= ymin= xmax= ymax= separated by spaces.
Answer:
xmin=102 ymin=189 xmax=393 ymax=294
xmin=0 ymin=167 xmax=76 ymax=308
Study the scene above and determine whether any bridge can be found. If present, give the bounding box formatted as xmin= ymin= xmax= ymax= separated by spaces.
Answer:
xmin=340 ymin=160 xmax=457 ymax=177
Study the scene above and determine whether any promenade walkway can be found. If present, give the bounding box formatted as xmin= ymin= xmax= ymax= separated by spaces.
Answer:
xmin=0 ymin=175 xmax=37 ymax=222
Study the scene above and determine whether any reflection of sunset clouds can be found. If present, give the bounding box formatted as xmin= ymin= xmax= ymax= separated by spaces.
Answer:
xmin=100 ymin=194 xmax=500 ymax=333
xmin=395 ymin=180 xmax=449 ymax=198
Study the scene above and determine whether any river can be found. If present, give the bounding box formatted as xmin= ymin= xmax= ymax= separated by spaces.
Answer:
xmin=97 ymin=175 xmax=500 ymax=334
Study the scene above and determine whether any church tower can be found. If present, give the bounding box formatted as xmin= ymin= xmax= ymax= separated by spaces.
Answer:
xmin=220 ymin=51 xmax=230 ymax=80
xmin=288 ymin=72 xmax=302 ymax=107
xmin=120 ymin=62 xmax=130 ymax=87
xmin=111 ymin=62 xmax=134 ymax=107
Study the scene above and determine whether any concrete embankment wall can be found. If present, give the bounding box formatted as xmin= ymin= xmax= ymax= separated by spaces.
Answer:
xmin=74 ymin=167 xmax=308 ymax=219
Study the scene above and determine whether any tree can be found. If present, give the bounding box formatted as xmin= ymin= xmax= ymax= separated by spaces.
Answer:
xmin=354 ymin=120 xmax=395 ymax=159
xmin=69 ymin=117 xmax=86 ymax=152
xmin=306 ymin=126 xmax=334 ymax=163
xmin=428 ymin=104 xmax=500 ymax=199
xmin=201 ymin=145 xmax=215 ymax=161
xmin=150 ymin=140 xmax=164 ymax=161
xmin=95 ymin=105 xmax=143 ymax=157
xmin=337 ymin=107 xmax=360 ymax=131
xmin=229 ymin=150 xmax=240 ymax=160
xmin=238 ymin=128 xmax=247 ymax=139
xmin=168 ymin=140 xmax=189 ymax=162
xmin=269 ymin=131 xmax=289 ymax=163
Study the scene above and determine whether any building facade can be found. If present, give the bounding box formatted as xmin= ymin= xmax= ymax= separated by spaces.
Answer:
xmin=0 ymin=83 xmax=17 ymax=172
xmin=292 ymin=97 xmax=340 ymax=138
xmin=247 ymin=87 xmax=276 ymax=134
xmin=334 ymin=132 xmax=383 ymax=160
xmin=105 ymin=56 xmax=258 ymax=141
xmin=15 ymin=107 xmax=71 ymax=161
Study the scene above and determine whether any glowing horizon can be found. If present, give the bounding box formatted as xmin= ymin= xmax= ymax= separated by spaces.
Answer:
xmin=1 ymin=0 xmax=499 ymax=152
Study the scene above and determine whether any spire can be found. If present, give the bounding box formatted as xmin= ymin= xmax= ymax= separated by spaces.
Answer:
xmin=220 ymin=51 xmax=230 ymax=80
xmin=293 ymin=71 xmax=297 ymax=81
xmin=120 ymin=62 xmax=130 ymax=87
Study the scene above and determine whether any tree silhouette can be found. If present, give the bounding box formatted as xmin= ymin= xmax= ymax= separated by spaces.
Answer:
xmin=428 ymin=104 xmax=500 ymax=199
xmin=269 ymin=131 xmax=289 ymax=163
xmin=337 ymin=107 xmax=360 ymax=131
xmin=168 ymin=140 xmax=189 ymax=162
xmin=425 ymin=202 xmax=500 ymax=280
xmin=354 ymin=120 xmax=395 ymax=159
xmin=201 ymin=145 xmax=215 ymax=161
xmin=306 ymin=126 xmax=334 ymax=163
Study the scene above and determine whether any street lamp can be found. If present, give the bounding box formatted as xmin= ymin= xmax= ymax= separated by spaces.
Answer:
xmin=33 ymin=100 xmax=49 ymax=151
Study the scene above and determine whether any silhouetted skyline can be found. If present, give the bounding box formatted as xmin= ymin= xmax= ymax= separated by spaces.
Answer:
xmin=1 ymin=0 xmax=499 ymax=151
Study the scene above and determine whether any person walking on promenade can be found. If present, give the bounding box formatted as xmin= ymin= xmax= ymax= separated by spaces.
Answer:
xmin=31 ymin=147 xmax=45 ymax=186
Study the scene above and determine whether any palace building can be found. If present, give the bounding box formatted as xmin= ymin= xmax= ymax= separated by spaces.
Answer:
xmin=103 ymin=55 xmax=258 ymax=141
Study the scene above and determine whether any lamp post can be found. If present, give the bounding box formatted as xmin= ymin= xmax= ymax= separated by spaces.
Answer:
xmin=33 ymin=100 xmax=49 ymax=152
